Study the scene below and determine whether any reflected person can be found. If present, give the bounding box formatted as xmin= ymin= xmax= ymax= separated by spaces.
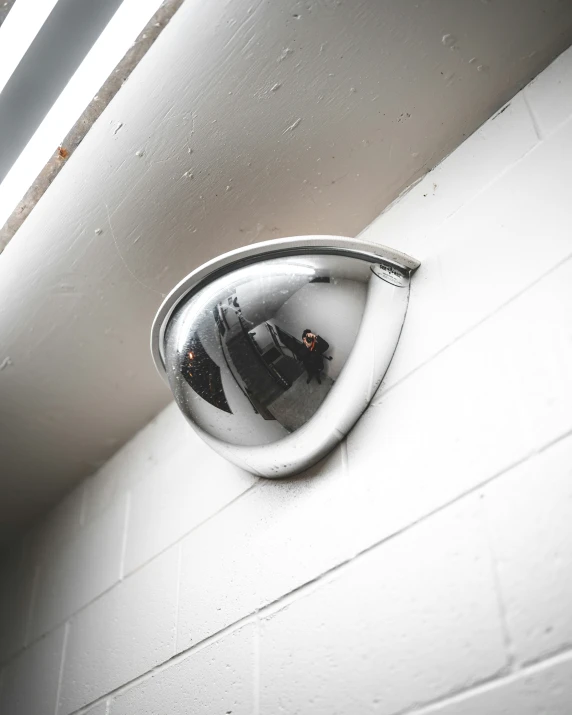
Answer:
xmin=301 ymin=329 xmax=332 ymax=385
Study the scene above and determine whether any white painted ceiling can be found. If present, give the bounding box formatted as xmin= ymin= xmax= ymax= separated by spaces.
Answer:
xmin=1 ymin=0 xmax=571 ymax=546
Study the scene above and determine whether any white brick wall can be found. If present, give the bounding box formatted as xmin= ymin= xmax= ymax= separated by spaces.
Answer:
xmin=259 ymin=497 xmax=507 ymax=715
xmin=1 ymin=45 xmax=572 ymax=715
xmin=111 ymin=624 xmax=255 ymax=715
xmin=30 ymin=496 xmax=127 ymax=643
xmin=482 ymin=437 xmax=572 ymax=667
xmin=0 ymin=627 xmax=66 ymax=715
xmin=59 ymin=546 xmax=180 ymax=714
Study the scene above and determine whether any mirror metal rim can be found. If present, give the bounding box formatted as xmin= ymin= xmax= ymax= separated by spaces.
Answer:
xmin=151 ymin=235 xmax=419 ymax=378
xmin=150 ymin=235 xmax=420 ymax=478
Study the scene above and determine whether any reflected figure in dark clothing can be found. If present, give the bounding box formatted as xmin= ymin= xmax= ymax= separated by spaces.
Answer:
xmin=301 ymin=329 xmax=332 ymax=385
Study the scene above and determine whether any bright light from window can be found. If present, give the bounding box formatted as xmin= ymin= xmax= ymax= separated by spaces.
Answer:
xmin=0 ymin=0 xmax=60 ymax=97
xmin=0 ymin=0 xmax=164 ymax=231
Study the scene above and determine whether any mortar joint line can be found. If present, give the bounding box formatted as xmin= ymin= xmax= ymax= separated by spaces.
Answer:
xmin=61 ymin=427 xmax=572 ymax=715
xmin=478 ymin=494 xmax=516 ymax=672
xmin=67 ymin=617 xmax=572 ymax=715
xmin=253 ymin=610 xmax=261 ymax=715
xmin=71 ymin=615 xmax=261 ymax=714
xmin=118 ymin=492 xmax=131 ymax=581
xmin=174 ymin=542 xmax=183 ymax=656
xmin=375 ymin=248 xmax=572 ymax=404
xmin=6 ymin=412 xmax=572 ymax=683
xmin=78 ymin=482 xmax=88 ymax=529
xmin=54 ymin=621 xmax=70 ymax=715
xmin=399 ymin=645 xmax=572 ymax=715
xmin=24 ymin=561 xmax=40 ymax=648
xmin=366 ymin=95 xmax=545 ymax=251
xmin=13 ymin=428 xmax=572 ymax=714
xmin=340 ymin=438 xmax=349 ymax=479
xmin=5 ymin=481 xmax=263 ymax=665
xmin=522 ymin=89 xmax=543 ymax=141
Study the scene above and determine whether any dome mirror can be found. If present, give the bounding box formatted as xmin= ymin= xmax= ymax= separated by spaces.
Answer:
xmin=151 ymin=236 xmax=420 ymax=477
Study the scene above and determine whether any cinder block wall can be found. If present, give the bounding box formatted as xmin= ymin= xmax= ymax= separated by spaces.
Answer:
xmin=2 ymin=46 xmax=572 ymax=715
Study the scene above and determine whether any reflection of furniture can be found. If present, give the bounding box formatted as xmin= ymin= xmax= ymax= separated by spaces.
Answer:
xmin=264 ymin=350 xmax=304 ymax=385
xmin=223 ymin=315 xmax=303 ymax=408
xmin=262 ymin=323 xmax=305 ymax=386
xmin=214 ymin=298 xmax=285 ymax=417
xmin=270 ymin=323 xmax=304 ymax=361
xmin=226 ymin=331 xmax=285 ymax=406
xmin=251 ymin=323 xmax=304 ymax=389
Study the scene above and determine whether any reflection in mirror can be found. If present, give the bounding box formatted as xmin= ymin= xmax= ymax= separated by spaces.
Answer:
xmin=164 ymin=253 xmax=405 ymax=448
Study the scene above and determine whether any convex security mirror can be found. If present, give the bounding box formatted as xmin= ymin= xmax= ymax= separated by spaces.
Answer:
xmin=151 ymin=236 xmax=420 ymax=477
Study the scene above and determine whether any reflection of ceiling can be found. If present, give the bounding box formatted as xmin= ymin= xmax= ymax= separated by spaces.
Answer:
xmin=237 ymin=273 xmax=311 ymax=326
xmin=1 ymin=0 xmax=572 ymax=545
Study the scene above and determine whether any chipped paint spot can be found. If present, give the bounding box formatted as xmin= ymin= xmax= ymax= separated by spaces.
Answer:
xmin=277 ymin=47 xmax=293 ymax=62
xmin=283 ymin=118 xmax=302 ymax=134
xmin=57 ymin=284 xmax=77 ymax=294
xmin=442 ymin=33 xmax=457 ymax=48
xmin=0 ymin=357 xmax=12 ymax=371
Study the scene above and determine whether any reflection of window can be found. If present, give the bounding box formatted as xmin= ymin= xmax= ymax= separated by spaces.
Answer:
xmin=180 ymin=333 xmax=232 ymax=413
xmin=213 ymin=305 xmax=226 ymax=336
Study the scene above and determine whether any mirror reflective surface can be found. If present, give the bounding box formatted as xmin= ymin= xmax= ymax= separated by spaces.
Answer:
xmin=163 ymin=252 xmax=409 ymax=450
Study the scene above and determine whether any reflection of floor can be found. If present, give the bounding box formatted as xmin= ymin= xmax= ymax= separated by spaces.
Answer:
xmin=267 ymin=372 xmax=334 ymax=432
